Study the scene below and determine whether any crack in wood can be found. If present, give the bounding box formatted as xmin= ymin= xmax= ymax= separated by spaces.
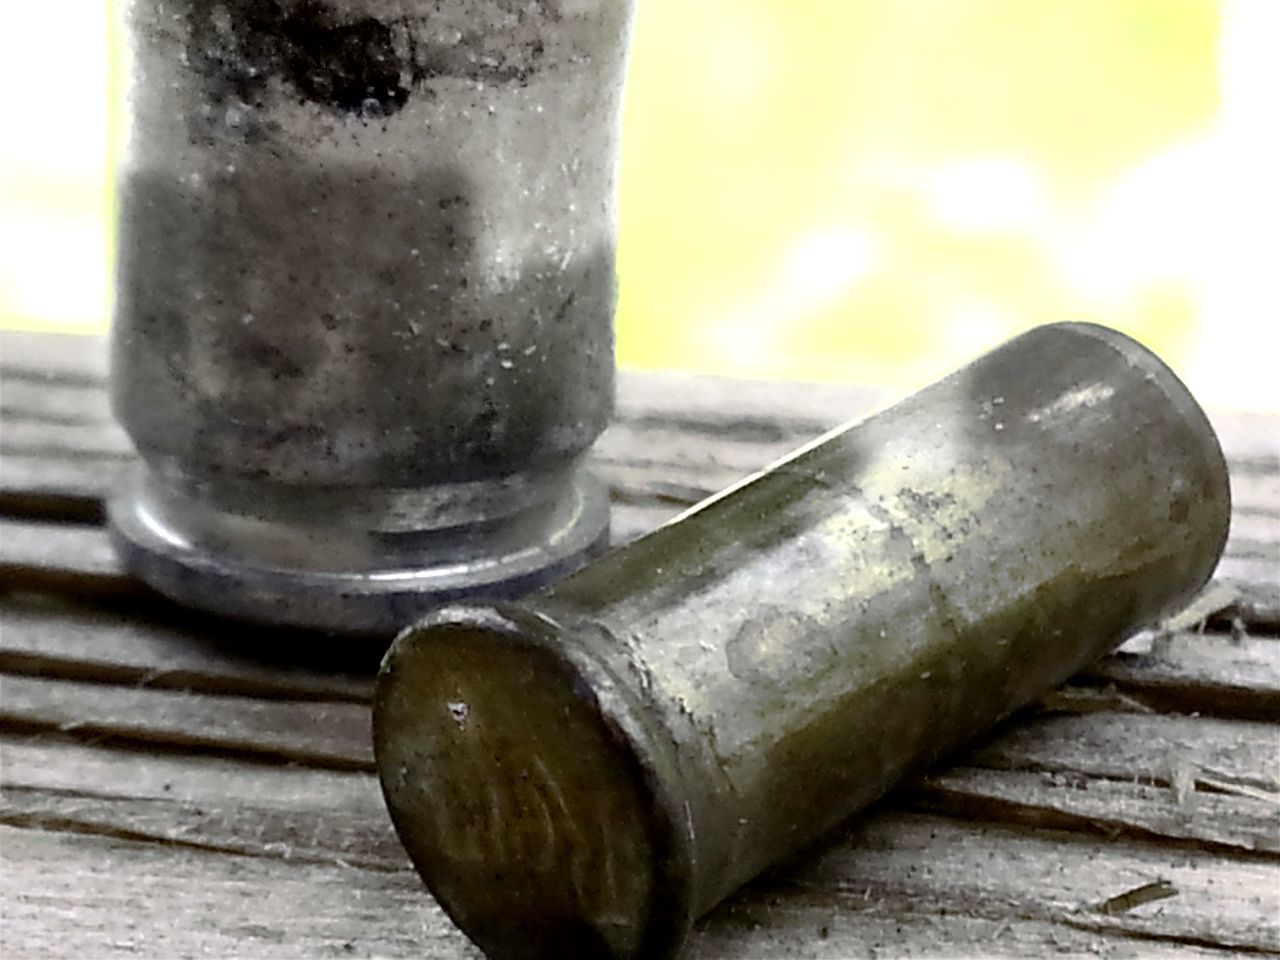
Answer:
xmin=2 ymin=330 xmax=1277 ymax=959
xmin=0 ymin=716 xmax=377 ymax=774
xmin=908 ymin=779 xmax=1280 ymax=862
xmin=0 ymin=809 xmax=399 ymax=872
xmin=1056 ymin=913 xmax=1280 ymax=957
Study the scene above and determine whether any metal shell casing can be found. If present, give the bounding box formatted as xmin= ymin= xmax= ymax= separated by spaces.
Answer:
xmin=373 ymin=322 xmax=1231 ymax=959
xmin=108 ymin=0 xmax=634 ymax=632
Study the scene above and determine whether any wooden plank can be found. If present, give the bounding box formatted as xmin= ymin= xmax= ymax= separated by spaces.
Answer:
xmin=972 ymin=710 xmax=1280 ymax=791
xmin=914 ymin=767 xmax=1280 ymax=856
xmin=1 ymin=776 xmax=400 ymax=871
xmin=1 ymin=824 xmax=1239 ymax=960
xmin=4 ymin=817 xmax=1237 ymax=960
xmin=0 ymin=825 xmax=479 ymax=960
xmin=0 ymin=518 xmax=138 ymax=597
xmin=0 ymin=595 xmax=374 ymax=702
xmin=0 ymin=454 xmax=109 ymax=521
xmin=5 ymin=671 xmax=1273 ymax=787
xmin=3 ymin=558 xmax=1276 ymax=705
xmin=4 ymin=329 xmax=1277 ymax=960
xmin=25 ymin=734 xmax=1224 ymax=876
xmin=10 ymin=695 xmax=1278 ymax=846
xmin=1082 ymin=631 xmax=1280 ymax=721
xmin=1212 ymin=590 xmax=1280 ymax=635
xmin=0 ymin=674 xmax=373 ymax=771
xmin=2 ymin=551 xmax=1276 ymax=715
xmin=1207 ymin=408 xmax=1280 ymax=465
xmin=693 ymin=896 xmax=1234 ymax=959
xmin=1215 ymin=558 xmax=1280 ymax=622
xmin=1228 ymin=514 xmax=1280 ymax=573
xmin=0 ymin=330 xmax=108 ymax=382
xmin=9 ymin=733 xmax=1270 ymax=865
xmin=2 ymin=738 xmax=1272 ymax=957
xmin=4 ymin=664 xmax=1275 ymax=858
xmin=1 ymin=736 xmax=402 ymax=870
xmin=0 ymin=376 xmax=115 ymax=428
xmin=5 ymin=568 xmax=1275 ymax=722
xmin=778 ymin=812 xmax=1280 ymax=953
xmin=0 ymin=417 xmax=133 ymax=459
xmin=1 ymin=735 xmax=378 ymax=813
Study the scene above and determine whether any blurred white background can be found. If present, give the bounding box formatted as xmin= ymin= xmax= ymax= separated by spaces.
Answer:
xmin=1 ymin=0 xmax=1276 ymax=412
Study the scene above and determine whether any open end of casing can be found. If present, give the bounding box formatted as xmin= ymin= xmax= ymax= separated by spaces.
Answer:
xmin=373 ymin=604 xmax=696 ymax=960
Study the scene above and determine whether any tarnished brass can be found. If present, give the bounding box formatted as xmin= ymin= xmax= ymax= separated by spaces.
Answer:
xmin=374 ymin=323 xmax=1230 ymax=959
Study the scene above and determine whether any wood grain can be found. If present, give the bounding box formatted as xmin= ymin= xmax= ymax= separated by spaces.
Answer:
xmin=0 ymin=825 xmax=479 ymax=960
xmin=776 ymin=812 xmax=1280 ymax=953
xmin=4 ymin=737 xmax=1275 ymax=958
xmin=9 ymin=817 xmax=1249 ymax=960
xmin=4 ymin=663 xmax=1275 ymax=858
xmin=0 ymin=595 xmax=376 ymax=700
xmin=0 ymin=674 xmax=373 ymax=771
xmin=1082 ymin=631 xmax=1280 ymax=721
xmin=3 ymin=330 xmax=1278 ymax=959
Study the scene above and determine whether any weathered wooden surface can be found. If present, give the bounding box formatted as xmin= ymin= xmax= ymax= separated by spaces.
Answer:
xmin=2 ymin=330 xmax=1278 ymax=959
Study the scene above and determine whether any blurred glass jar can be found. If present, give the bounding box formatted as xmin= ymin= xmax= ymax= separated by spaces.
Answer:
xmin=109 ymin=0 xmax=632 ymax=634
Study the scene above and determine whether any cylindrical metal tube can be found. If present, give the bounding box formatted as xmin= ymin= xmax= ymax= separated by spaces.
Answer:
xmin=373 ymin=323 xmax=1231 ymax=960
xmin=108 ymin=0 xmax=633 ymax=632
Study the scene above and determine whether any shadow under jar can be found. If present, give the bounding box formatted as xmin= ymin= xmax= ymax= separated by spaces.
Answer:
xmin=109 ymin=0 xmax=634 ymax=633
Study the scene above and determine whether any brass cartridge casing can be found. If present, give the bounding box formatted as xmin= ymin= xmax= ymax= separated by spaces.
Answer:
xmin=108 ymin=0 xmax=634 ymax=632
xmin=374 ymin=323 xmax=1230 ymax=959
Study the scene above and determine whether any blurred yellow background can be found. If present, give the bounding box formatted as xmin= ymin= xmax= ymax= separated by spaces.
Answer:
xmin=2 ymin=0 xmax=1276 ymax=410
